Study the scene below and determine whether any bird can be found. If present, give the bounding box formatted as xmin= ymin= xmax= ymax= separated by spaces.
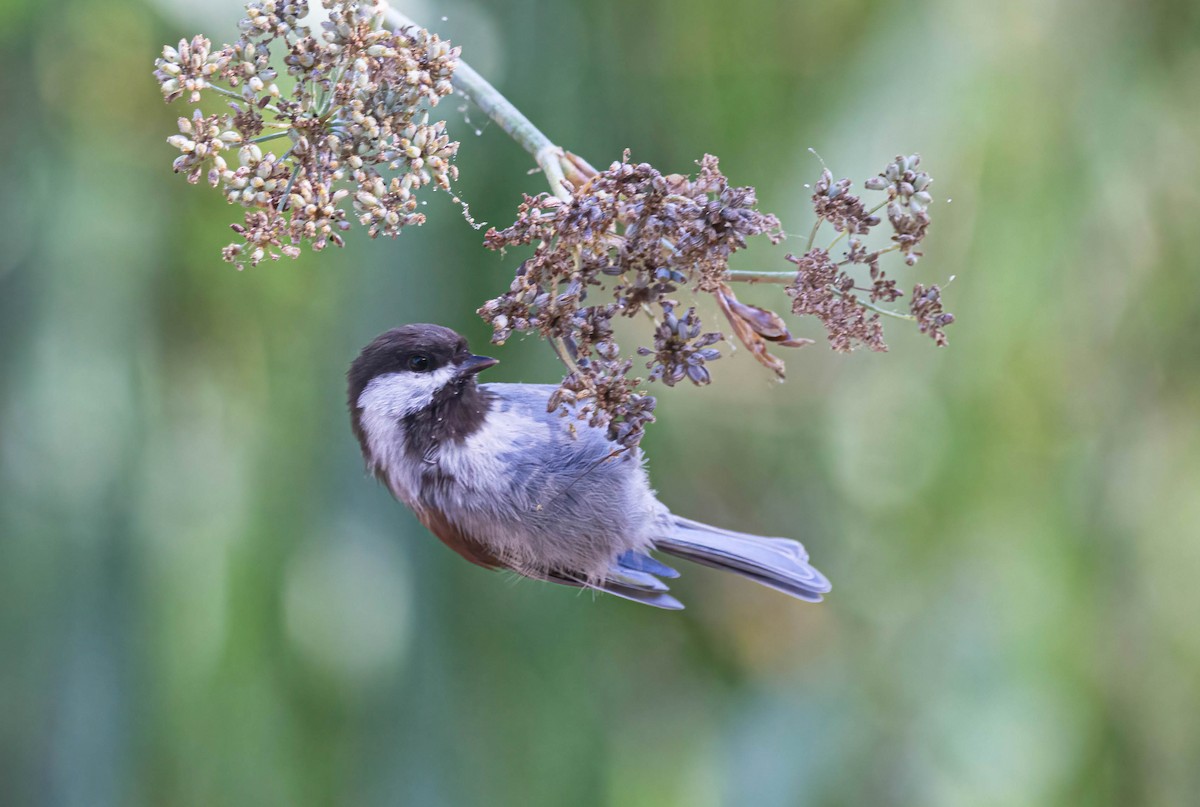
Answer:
xmin=347 ymin=323 xmax=831 ymax=610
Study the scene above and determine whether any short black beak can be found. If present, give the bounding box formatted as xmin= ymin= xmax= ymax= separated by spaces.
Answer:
xmin=459 ymin=354 xmax=499 ymax=375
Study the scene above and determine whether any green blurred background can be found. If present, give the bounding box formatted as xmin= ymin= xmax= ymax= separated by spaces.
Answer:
xmin=3 ymin=0 xmax=1200 ymax=804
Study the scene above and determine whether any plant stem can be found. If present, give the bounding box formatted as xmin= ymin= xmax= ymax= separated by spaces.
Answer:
xmin=804 ymin=218 xmax=821 ymax=252
xmin=250 ymin=131 xmax=290 ymax=144
xmin=724 ymin=270 xmax=795 ymax=283
xmin=826 ymin=229 xmax=848 ymax=253
xmin=208 ymin=84 xmax=284 ymax=115
xmin=381 ymin=4 xmax=571 ymax=199
xmin=830 ymin=288 xmax=914 ymax=320
xmin=723 ymin=270 xmax=914 ymax=320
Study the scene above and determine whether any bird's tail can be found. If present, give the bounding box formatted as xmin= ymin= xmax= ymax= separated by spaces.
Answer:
xmin=655 ymin=516 xmax=832 ymax=602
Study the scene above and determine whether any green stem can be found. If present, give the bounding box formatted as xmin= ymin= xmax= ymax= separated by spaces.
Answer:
xmin=826 ymin=229 xmax=848 ymax=253
xmin=250 ymin=131 xmax=290 ymax=144
xmin=724 ymin=270 xmax=795 ymax=283
xmin=278 ymin=164 xmax=301 ymax=213
xmin=207 ymin=85 xmax=244 ymax=101
xmin=804 ymin=218 xmax=821 ymax=252
xmin=381 ymin=4 xmax=571 ymax=199
xmin=830 ymin=287 xmax=915 ymax=321
xmin=723 ymin=269 xmax=914 ymax=320
xmin=208 ymin=84 xmax=283 ymax=116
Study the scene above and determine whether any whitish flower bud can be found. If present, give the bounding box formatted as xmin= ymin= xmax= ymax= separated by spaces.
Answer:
xmin=864 ymin=176 xmax=887 ymax=190
xmin=219 ymin=131 xmax=242 ymax=144
xmin=239 ymin=143 xmax=263 ymax=165
xmin=248 ymin=76 xmax=264 ymax=92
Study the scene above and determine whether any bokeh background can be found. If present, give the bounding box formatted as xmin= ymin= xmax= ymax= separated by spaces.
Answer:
xmin=3 ymin=0 xmax=1200 ymax=804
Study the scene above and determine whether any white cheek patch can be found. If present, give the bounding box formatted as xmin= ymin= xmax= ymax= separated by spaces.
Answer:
xmin=355 ymin=366 xmax=460 ymax=505
xmin=357 ymin=366 xmax=459 ymax=420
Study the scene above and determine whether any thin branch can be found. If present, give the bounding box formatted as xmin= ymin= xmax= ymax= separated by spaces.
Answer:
xmin=829 ymin=287 xmax=915 ymax=321
xmin=724 ymin=270 xmax=795 ymax=283
xmin=723 ymin=270 xmax=915 ymax=321
xmin=250 ymin=131 xmax=290 ymax=144
xmin=804 ymin=218 xmax=821 ymax=252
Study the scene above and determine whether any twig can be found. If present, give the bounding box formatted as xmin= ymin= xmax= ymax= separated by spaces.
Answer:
xmin=723 ymin=270 xmax=795 ymax=283
xmin=722 ymin=270 xmax=914 ymax=321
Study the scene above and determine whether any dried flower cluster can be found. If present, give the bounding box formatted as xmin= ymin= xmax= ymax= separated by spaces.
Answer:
xmin=784 ymin=154 xmax=951 ymax=352
xmin=910 ymin=283 xmax=954 ymax=346
xmin=479 ymin=154 xmax=809 ymax=447
xmin=479 ymin=152 xmax=954 ymax=442
xmin=154 ymin=5 xmax=957 ymax=448
xmin=154 ymin=1 xmax=461 ymax=268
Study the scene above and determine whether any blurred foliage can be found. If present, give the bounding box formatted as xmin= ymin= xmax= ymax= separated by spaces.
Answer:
xmin=2 ymin=0 xmax=1200 ymax=805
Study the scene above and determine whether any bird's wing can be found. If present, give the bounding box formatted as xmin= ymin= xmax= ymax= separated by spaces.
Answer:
xmin=477 ymin=382 xmax=643 ymax=505
xmin=469 ymin=383 xmax=690 ymax=607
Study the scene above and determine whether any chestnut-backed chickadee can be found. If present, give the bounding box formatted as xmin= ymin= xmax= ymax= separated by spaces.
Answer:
xmin=348 ymin=324 xmax=831 ymax=610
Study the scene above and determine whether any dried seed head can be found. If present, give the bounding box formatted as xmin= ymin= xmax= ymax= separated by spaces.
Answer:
xmin=478 ymin=151 xmax=791 ymax=440
xmin=785 ymin=249 xmax=886 ymax=353
xmin=910 ymin=283 xmax=954 ymax=346
xmin=154 ymin=2 xmax=462 ymax=268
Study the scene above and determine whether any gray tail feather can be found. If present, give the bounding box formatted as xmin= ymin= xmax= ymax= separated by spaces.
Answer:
xmin=655 ymin=516 xmax=832 ymax=602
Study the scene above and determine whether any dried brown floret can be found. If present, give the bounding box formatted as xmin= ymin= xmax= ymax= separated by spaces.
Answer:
xmin=910 ymin=283 xmax=955 ymax=346
xmin=637 ymin=304 xmax=723 ymax=386
xmin=812 ymin=170 xmax=878 ymax=235
xmin=547 ymin=348 xmax=656 ymax=449
xmin=785 ymin=249 xmax=886 ymax=353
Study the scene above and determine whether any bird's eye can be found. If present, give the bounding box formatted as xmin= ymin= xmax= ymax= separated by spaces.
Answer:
xmin=407 ymin=354 xmax=431 ymax=372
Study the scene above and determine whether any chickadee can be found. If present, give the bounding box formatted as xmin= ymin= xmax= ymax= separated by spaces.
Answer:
xmin=348 ymin=324 xmax=831 ymax=610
